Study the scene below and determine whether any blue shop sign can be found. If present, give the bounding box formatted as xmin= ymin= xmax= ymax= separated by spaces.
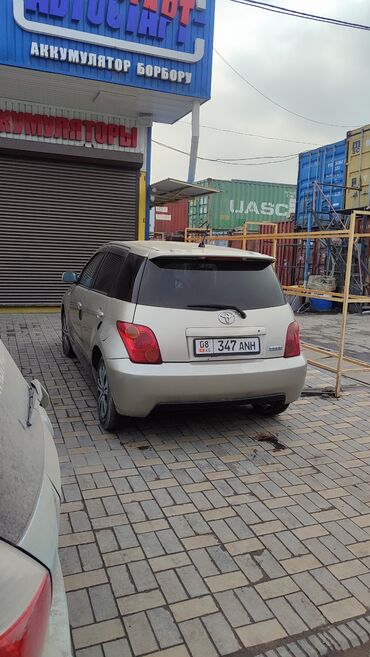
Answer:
xmin=1 ymin=1 xmax=215 ymax=99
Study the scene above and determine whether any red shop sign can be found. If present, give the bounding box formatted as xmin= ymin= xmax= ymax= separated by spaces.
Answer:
xmin=0 ymin=110 xmax=138 ymax=148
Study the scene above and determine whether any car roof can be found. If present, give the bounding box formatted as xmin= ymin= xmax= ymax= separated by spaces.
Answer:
xmin=106 ymin=240 xmax=274 ymax=262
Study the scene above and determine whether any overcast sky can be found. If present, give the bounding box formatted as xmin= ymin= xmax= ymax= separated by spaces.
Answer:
xmin=151 ymin=0 xmax=370 ymax=185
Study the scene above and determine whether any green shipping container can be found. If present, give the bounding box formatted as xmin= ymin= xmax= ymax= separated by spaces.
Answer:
xmin=189 ymin=179 xmax=297 ymax=230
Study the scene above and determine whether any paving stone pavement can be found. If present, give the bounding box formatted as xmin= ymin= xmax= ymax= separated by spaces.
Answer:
xmin=1 ymin=313 xmax=370 ymax=657
xmin=299 ymin=314 xmax=370 ymax=364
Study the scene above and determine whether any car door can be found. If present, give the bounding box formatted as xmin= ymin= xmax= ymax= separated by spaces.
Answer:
xmin=68 ymin=252 xmax=106 ymax=354
xmin=80 ymin=251 xmax=127 ymax=359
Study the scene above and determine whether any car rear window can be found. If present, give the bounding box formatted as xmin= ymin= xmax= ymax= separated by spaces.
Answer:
xmin=137 ymin=257 xmax=285 ymax=310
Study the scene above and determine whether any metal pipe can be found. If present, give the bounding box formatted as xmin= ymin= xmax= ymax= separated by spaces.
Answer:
xmin=206 ymin=230 xmax=352 ymax=240
xmin=315 ymin=182 xmax=360 ymax=191
xmin=304 ymin=183 xmax=315 ymax=285
xmin=145 ymin=125 xmax=152 ymax=240
xmin=188 ymin=101 xmax=200 ymax=184
xmin=335 ymin=212 xmax=356 ymax=397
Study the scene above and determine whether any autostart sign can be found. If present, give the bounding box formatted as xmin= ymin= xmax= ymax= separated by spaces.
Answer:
xmin=1 ymin=1 xmax=215 ymax=99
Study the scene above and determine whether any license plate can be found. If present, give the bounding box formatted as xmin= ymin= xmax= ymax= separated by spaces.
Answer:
xmin=194 ymin=337 xmax=261 ymax=357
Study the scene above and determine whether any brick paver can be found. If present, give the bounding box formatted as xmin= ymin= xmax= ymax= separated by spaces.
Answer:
xmin=1 ymin=312 xmax=370 ymax=657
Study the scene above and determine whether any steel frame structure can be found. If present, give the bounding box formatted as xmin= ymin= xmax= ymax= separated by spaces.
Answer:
xmin=188 ymin=212 xmax=370 ymax=397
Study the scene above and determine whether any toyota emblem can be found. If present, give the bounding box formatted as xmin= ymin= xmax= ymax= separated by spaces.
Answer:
xmin=218 ymin=311 xmax=236 ymax=325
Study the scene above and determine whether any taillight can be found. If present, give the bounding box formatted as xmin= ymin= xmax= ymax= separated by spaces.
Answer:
xmin=117 ymin=321 xmax=162 ymax=364
xmin=284 ymin=321 xmax=301 ymax=358
xmin=0 ymin=541 xmax=52 ymax=657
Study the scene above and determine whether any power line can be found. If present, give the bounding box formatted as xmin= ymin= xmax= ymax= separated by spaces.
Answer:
xmin=231 ymin=0 xmax=370 ymax=31
xmin=152 ymin=139 xmax=298 ymax=166
xmin=214 ymin=48 xmax=355 ymax=129
xmin=219 ymin=153 xmax=299 ymax=161
xmin=152 ymin=139 xmax=297 ymax=162
xmin=153 ymin=139 xmax=297 ymax=161
xmin=179 ymin=121 xmax=320 ymax=146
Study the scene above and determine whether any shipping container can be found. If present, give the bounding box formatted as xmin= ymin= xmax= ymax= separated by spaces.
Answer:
xmin=295 ymin=140 xmax=346 ymax=228
xmin=189 ymin=179 xmax=296 ymax=231
xmin=153 ymin=199 xmax=189 ymax=235
xmin=346 ymin=125 xmax=370 ymax=210
xmin=229 ymin=220 xmax=297 ymax=286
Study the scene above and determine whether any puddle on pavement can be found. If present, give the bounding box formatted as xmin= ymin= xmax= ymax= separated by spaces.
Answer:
xmin=256 ymin=434 xmax=286 ymax=452
xmin=301 ymin=388 xmax=336 ymax=399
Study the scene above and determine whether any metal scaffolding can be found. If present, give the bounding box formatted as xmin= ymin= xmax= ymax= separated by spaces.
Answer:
xmin=192 ymin=211 xmax=370 ymax=397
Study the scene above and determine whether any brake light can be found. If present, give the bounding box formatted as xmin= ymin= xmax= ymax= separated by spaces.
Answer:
xmin=0 ymin=542 xmax=52 ymax=657
xmin=117 ymin=321 xmax=162 ymax=364
xmin=284 ymin=321 xmax=301 ymax=358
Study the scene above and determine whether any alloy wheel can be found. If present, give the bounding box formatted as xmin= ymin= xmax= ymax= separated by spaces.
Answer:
xmin=97 ymin=361 xmax=109 ymax=420
xmin=62 ymin=311 xmax=75 ymax=358
xmin=62 ymin=315 xmax=71 ymax=353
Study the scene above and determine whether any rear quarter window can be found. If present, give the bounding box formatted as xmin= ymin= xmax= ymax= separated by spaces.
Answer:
xmin=94 ymin=252 xmax=127 ymax=296
xmin=113 ymin=253 xmax=145 ymax=302
xmin=137 ymin=257 xmax=285 ymax=310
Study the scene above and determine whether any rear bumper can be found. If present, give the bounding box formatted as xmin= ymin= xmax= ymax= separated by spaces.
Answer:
xmin=42 ymin=560 xmax=72 ymax=657
xmin=107 ymin=355 xmax=307 ymax=417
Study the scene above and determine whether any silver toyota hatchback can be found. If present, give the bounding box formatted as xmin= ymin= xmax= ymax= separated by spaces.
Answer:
xmin=61 ymin=241 xmax=307 ymax=430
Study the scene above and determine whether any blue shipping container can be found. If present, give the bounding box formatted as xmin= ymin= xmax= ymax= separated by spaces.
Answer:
xmin=296 ymin=140 xmax=346 ymax=228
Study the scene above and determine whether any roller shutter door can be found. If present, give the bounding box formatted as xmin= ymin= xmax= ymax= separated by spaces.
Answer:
xmin=0 ymin=155 xmax=139 ymax=306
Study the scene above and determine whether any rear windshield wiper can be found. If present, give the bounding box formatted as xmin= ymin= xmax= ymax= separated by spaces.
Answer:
xmin=187 ymin=304 xmax=246 ymax=319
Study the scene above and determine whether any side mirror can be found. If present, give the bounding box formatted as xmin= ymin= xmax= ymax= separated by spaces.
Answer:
xmin=62 ymin=271 xmax=78 ymax=284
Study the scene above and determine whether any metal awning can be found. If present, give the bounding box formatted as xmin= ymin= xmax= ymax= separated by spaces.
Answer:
xmin=150 ymin=178 xmax=219 ymax=207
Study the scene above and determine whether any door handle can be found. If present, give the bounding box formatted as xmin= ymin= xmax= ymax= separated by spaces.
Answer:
xmin=77 ymin=302 xmax=83 ymax=310
xmin=96 ymin=310 xmax=104 ymax=319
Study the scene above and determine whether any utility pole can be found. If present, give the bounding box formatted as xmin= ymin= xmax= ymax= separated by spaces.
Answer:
xmin=188 ymin=101 xmax=200 ymax=183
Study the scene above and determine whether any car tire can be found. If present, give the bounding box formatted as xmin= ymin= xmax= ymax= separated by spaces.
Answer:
xmin=97 ymin=357 xmax=119 ymax=431
xmin=61 ymin=311 xmax=75 ymax=358
xmin=252 ymin=401 xmax=290 ymax=417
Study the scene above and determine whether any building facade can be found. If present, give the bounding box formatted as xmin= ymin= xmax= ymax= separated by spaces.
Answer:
xmin=0 ymin=0 xmax=215 ymax=305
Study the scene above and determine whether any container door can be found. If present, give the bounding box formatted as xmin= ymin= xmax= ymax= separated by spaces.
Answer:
xmin=346 ymin=127 xmax=370 ymax=210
